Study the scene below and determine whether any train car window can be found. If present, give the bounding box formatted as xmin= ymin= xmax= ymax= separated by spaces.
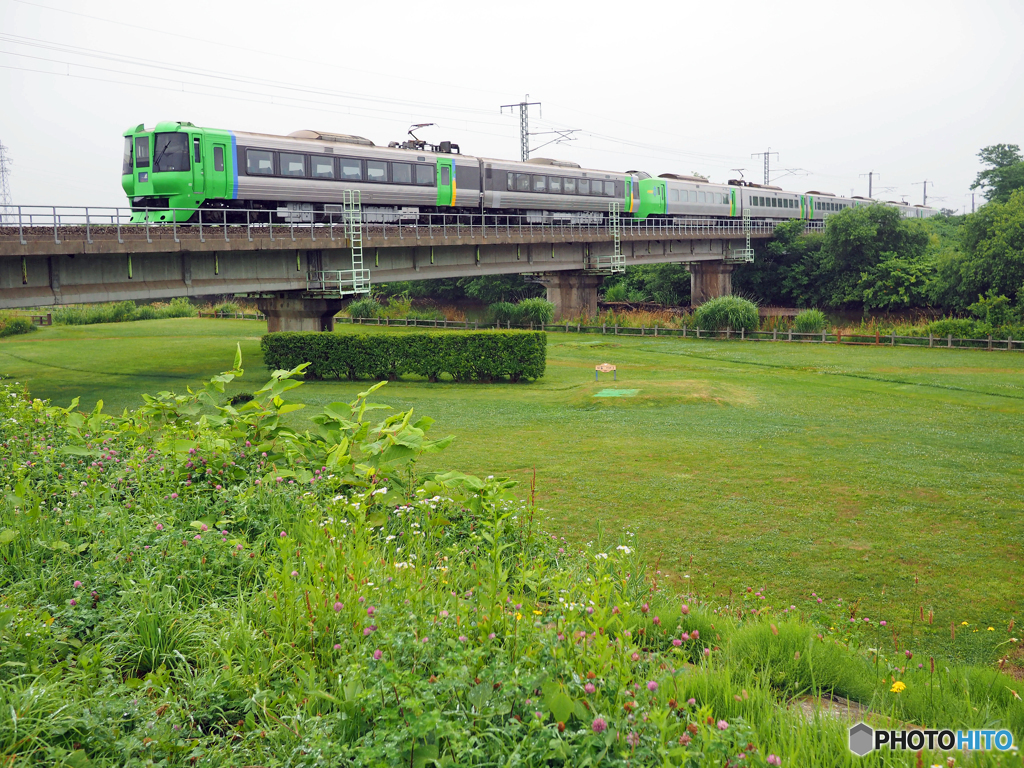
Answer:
xmin=214 ymin=146 xmax=224 ymax=172
xmin=533 ymin=175 xmax=547 ymax=193
xmin=440 ymin=166 xmax=450 ymax=185
xmin=281 ymin=153 xmax=305 ymax=177
xmin=549 ymin=176 xmax=562 ymax=193
xmin=246 ymin=149 xmax=273 ymax=175
xmin=670 ymin=189 xmax=679 ymax=202
xmin=578 ymin=179 xmax=590 ymax=195
xmin=367 ymin=160 xmax=388 ymax=182
xmin=516 ymin=173 xmax=530 ymax=191
xmin=507 ymin=172 xmax=515 ymax=191
xmin=604 ymin=181 xmax=615 ymax=196
xmin=697 ymin=191 xmax=705 ymax=203
xmin=564 ymin=177 xmax=576 ymax=194
xmin=340 ymin=158 xmax=363 ymax=181
xmin=311 ymin=157 xmax=335 ymax=179
xmin=122 ymin=137 xmax=133 ymax=174
xmin=416 ymin=164 xmax=434 ymax=186
xmin=391 ymin=162 xmax=412 ymax=184
xmin=153 ymin=133 xmax=190 ymax=172
xmin=193 ymin=137 xmax=201 ymax=164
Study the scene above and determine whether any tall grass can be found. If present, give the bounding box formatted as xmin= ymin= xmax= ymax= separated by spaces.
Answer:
xmin=51 ymin=297 xmax=196 ymax=326
xmin=0 ymin=312 xmax=37 ymax=338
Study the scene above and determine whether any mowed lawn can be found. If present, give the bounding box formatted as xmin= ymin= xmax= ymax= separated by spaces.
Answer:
xmin=3 ymin=318 xmax=1022 ymax=662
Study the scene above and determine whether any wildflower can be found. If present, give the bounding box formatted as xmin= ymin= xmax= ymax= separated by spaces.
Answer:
xmin=703 ymin=648 xmax=711 ymax=658
xmin=421 ymin=637 xmax=428 ymax=643
xmin=672 ymin=639 xmax=683 ymax=647
xmin=291 ymin=571 xmax=298 ymax=577
xmin=458 ymin=635 xmax=468 ymax=643
xmin=687 ymin=698 xmax=696 ymax=706
xmin=69 ymin=599 xmax=77 ymax=606
xmin=717 ymin=720 xmax=729 ymax=730
xmin=333 ymin=602 xmax=343 ymax=612
xmin=880 ymin=621 xmax=887 ymax=626
xmin=373 ymin=649 xmax=383 ymax=660
xmin=440 ymin=609 xmax=449 ymax=618
xmin=73 ymin=580 xmax=82 ymax=589
xmin=691 ymin=630 xmax=699 ymax=639
xmin=679 ymin=734 xmax=692 ymax=746
xmin=333 ymin=643 xmax=341 ymax=650
xmin=193 ymin=535 xmax=201 ymax=541
xmin=890 ymin=681 xmax=906 ymax=694
xmin=652 ymin=616 xmax=661 ymax=626
xmin=488 ymin=633 xmax=496 ymax=640
xmin=367 ymin=606 xmax=376 ymax=616
xmin=641 ymin=603 xmax=650 ymax=614
xmin=584 ymin=683 xmax=596 ymax=694
xmin=647 ymin=681 xmax=658 ymax=692
xmin=961 ymin=621 xmax=969 ymax=626
xmin=200 ymin=524 xmax=208 ymax=532
xmin=626 ymin=731 xmax=640 ymax=747
xmin=363 ymin=627 xmax=374 ymax=636
xmin=170 ymin=492 xmax=178 ymax=500
xmin=905 ymin=650 xmax=913 ymax=659
xmin=987 ymin=627 xmax=995 ymax=631
xmin=631 ymin=652 xmax=640 ymax=661
xmin=767 ymin=756 xmax=782 ymax=766
xmin=680 ymin=604 xmax=689 ymax=615
xmin=280 ymin=531 xmax=287 ymax=537
xmin=155 ymin=523 xmax=164 ymax=531
xmin=591 ymin=717 xmax=608 ymax=734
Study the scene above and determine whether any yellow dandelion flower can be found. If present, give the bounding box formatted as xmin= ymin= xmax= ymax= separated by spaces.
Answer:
xmin=515 ymin=612 xmax=522 ymax=621
xmin=962 ymin=621 xmax=969 ymax=626
xmin=987 ymin=627 xmax=995 ymax=631
xmin=533 ymin=610 xmax=543 ymax=615
xmin=890 ymin=681 xmax=907 ymax=694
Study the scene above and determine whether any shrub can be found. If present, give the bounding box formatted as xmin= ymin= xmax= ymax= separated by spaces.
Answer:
xmin=516 ymin=297 xmax=555 ymax=326
xmin=603 ymin=282 xmax=629 ymax=302
xmin=925 ymin=318 xmax=990 ymax=339
xmin=693 ymin=296 xmax=759 ymax=331
xmin=793 ymin=309 xmax=827 ymax=334
xmin=0 ymin=313 xmax=37 ymax=338
xmin=211 ymin=301 xmax=240 ymax=315
xmin=488 ymin=302 xmax=520 ymax=326
xmin=134 ymin=305 xmax=159 ymax=320
xmin=261 ymin=330 xmax=547 ymax=382
xmin=346 ymin=298 xmax=381 ymax=319
xmin=162 ymin=297 xmax=197 ymax=318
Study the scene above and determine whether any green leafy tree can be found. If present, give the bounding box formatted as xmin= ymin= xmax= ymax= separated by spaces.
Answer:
xmin=971 ymin=144 xmax=1024 ymax=204
xmin=958 ymin=188 xmax=1024 ymax=302
xmin=601 ymin=263 xmax=691 ymax=306
xmin=858 ymin=253 xmax=932 ymax=310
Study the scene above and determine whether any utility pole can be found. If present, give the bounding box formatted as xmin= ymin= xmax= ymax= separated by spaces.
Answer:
xmin=751 ymin=148 xmax=779 ymax=185
xmin=500 ymin=95 xmax=541 ymax=162
xmin=859 ymin=170 xmax=878 ymax=198
xmin=0 ymin=139 xmax=12 ymax=224
xmin=912 ymin=180 xmax=931 ymax=206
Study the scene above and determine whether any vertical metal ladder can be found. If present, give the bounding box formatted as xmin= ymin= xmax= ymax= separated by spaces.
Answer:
xmin=726 ymin=205 xmax=755 ymax=263
xmin=608 ymin=201 xmax=624 ymax=273
xmin=344 ymin=189 xmax=370 ymax=293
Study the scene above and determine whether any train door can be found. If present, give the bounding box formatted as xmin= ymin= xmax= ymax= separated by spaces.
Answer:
xmin=436 ymin=158 xmax=454 ymax=207
xmin=655 ymin=181 xmax=666 ymax=215
xmin=625 ymin=178 xmax=634 ymax=214
xmin=191 ymin=134 xmax=204 ymax=196
xmin=208 ymin=143 xmax=228 ymax=199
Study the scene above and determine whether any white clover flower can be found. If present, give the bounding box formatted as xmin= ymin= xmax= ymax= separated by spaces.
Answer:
xmin=595 ymin=553 xmax=609 ymax=560
xmin=616 ymin=545 xmax=633 ymax=554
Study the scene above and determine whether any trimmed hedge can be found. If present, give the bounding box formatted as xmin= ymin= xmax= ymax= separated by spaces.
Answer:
xmin=261 ymin=331 xmax=546 ymax=382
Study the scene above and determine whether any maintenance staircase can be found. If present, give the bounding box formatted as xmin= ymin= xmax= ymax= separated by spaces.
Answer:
xmin=305 ymin=189 xmax=372 ymax=297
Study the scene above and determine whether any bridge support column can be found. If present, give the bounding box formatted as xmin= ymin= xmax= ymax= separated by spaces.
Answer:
xmin=689 ymin=261 xmax=733 ymax=305
xmin=541 ymin=271 xmax=602 ymax=320
xmin=256 ymin=295 xmax=343 ymax=332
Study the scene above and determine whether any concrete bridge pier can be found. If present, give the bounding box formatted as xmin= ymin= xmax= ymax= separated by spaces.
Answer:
xmin=539 ymin=271 xmax=603 ymax=320
xmin=689 ymin=260 xmax=733 ymax=305
xmin=255 ymin=294 xmax=344 ymax=332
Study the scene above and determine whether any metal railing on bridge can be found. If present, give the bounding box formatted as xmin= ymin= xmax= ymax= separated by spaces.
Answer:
xmin=1 ymin=205 xmax=824 ymax=248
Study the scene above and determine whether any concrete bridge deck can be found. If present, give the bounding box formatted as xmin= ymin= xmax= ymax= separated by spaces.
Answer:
xmin=0 ymin=209 xmax=818 ymax=325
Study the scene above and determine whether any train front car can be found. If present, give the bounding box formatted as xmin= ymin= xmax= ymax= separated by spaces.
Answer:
xmin=122 ymin=122 xmax=234 ymax=223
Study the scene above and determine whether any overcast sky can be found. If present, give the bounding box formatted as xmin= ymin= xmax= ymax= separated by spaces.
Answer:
xmin=1 ymin=0 xmax=1021 ymax=213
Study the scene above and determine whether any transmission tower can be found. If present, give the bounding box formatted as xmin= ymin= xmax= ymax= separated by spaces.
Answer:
xmin=751 ymin=148 xmax=779 ymax=185
xmin=500 ymin=95 xmax=541 ymax=162
xmin=0 ymin=139 xmax=12 ymax=224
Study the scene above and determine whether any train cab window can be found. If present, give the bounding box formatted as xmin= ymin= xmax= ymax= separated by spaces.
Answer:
xmin=281 ymin=153 xmax=305 ymax=177
xmin=367 ymin=160 xmax=388 ymax=182
xmin=391 ymin=162 xmax=412 ymax=184
xmin=214 ymin=146 xmax=224 ymax=172
xmin=533 ymin=175 xmax=547 ymax=193
xmin=670 ymin=189 xmax=679 ymax=202
xmin=564 ymin=177 xmax=576 ymax=194
xmin=516 ymin=173 xmax=531 ymax=191
xmin=340 ymin=158 xmax=363 ymax=181
xmin=122 ymin=137 xmax=133 ymax=174
xmin=153 ymin=133 xmax=190 ymax=172
xmin=416 ymin=164 xmax=434 ymax=185
xmin=549 ymin=176 xmax=562 ymax=193
xmin=311 ymin=157 xmax=335 ymax=179
xmin=193 ymin=137 xmax=201 ymax=164
xmin=578 ymin=179 xmax=590 ymax=195
xmin=246 ymin=149 xmax=273 ymax=175
xmin=507 ymin=172 xmax=515 ymax=191
xmin=604 ymin=181 xmax=615 ymax=196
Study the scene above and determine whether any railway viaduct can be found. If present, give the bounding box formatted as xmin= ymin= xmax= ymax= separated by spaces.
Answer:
xmin=0 ymin=209 xmax=810 ymax=330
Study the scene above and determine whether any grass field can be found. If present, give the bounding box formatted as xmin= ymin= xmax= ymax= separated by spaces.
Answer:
xmin=2 ymin=318 xmax=1021 ymax=666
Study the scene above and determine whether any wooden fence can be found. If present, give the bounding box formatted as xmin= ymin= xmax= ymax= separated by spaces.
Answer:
xmin=339 ymin=317 xmax=1022 ymax=352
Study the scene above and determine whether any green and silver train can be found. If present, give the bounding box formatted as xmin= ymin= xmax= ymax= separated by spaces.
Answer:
xmin=121 ymin=121 xmax=937 ymax=224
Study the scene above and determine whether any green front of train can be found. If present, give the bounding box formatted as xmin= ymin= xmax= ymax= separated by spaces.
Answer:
xmin=121 ymin=121 xmax=235 ymax=223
